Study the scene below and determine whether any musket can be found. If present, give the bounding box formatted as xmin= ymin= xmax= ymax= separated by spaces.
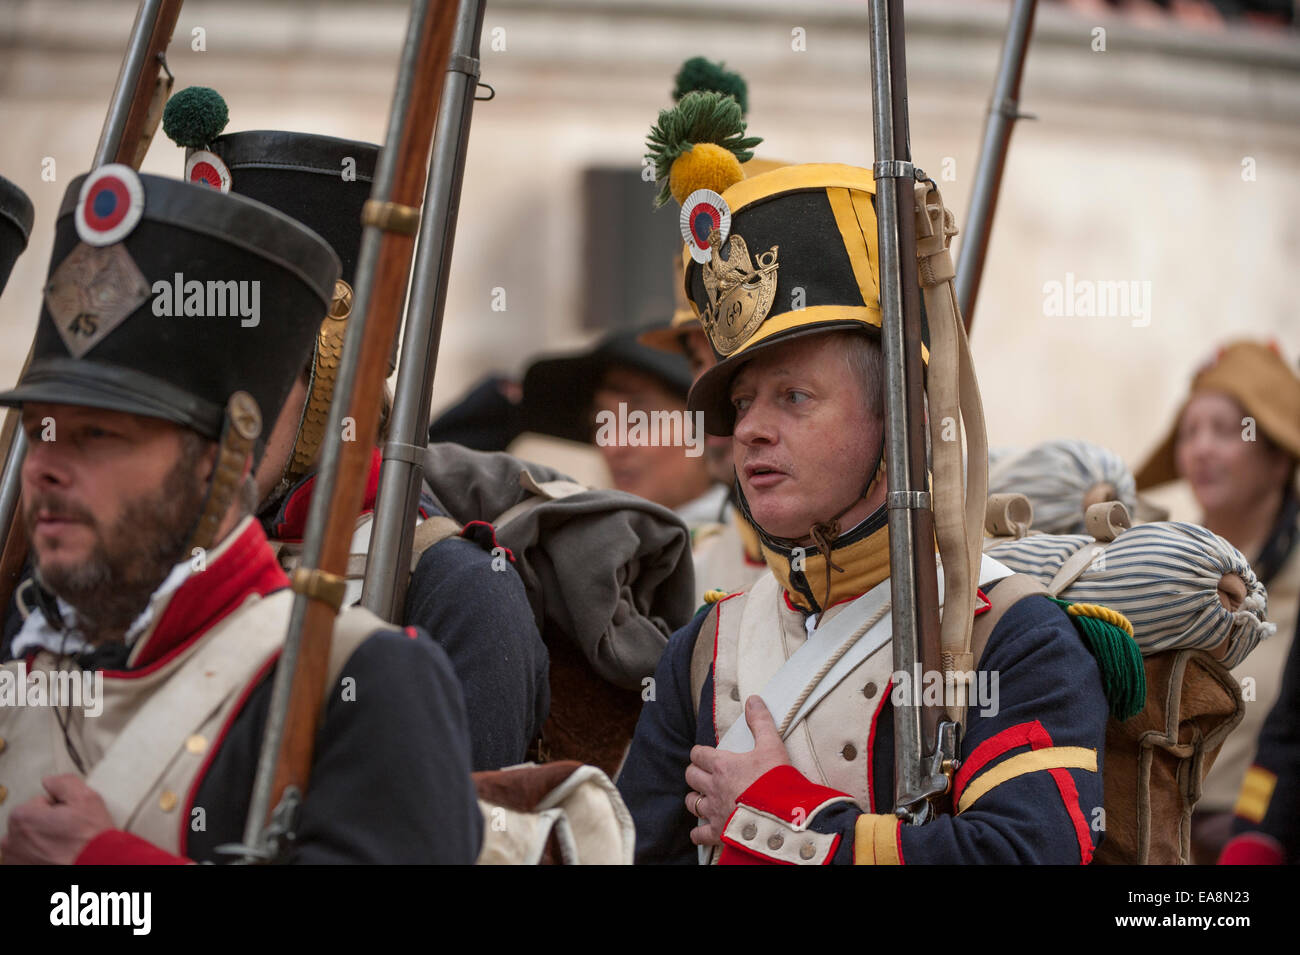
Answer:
xmin=867 ymin=0 xmax=949 ymax=824
xmin=361 ymin=0 xmax=487 ymax=622
xmin=234 ymin=0 xmax=459 ymax=862
xmin=954 ymin=0 xmax=1038 ymax=331
xmin=0 ymin=0 xmax=183 ymax=612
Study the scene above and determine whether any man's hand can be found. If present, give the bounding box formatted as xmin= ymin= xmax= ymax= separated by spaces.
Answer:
xmin=0 ymin=775 xmax=115 ymax=865
xmin=684 ymin=696 xmax=790 ymax=847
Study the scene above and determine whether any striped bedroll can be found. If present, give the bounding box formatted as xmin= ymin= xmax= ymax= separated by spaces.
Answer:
xmin=985 ymin=522 xmax=1274 ymax=669
xmin=988 ymin=438 xmax=1138 ymax=535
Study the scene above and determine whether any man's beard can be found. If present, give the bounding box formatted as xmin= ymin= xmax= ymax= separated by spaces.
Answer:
xmin=24 ymin=454 xmax=204 ymax=645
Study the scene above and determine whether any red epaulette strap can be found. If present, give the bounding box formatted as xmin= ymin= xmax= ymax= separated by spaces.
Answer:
xmin=719 ymin=765 xmax=854 ymax=865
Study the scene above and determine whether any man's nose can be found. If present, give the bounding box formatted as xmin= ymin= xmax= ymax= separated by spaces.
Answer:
xmin=733 ymin=398 xmax=776 ymax=446
xmin=21 ymin=429 xmax=72 ymax=490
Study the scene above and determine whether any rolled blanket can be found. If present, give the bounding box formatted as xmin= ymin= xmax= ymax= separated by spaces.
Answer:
xmin=420 ymin=443 xmax=695 ymax=689
xmin=989 ymin=438 xmax=1138 ymax=535
xmin=985 ymin=521 xmax=1274 ymax=669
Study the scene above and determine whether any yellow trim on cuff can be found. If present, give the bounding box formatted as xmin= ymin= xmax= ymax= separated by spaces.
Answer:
xmin=957 ymin=747 xmax=1098 ymax=814
xmin=853 ymin=813 xmax=901 ymax=865
xmin=1234 ymin=766 xmax=1277 ymax=824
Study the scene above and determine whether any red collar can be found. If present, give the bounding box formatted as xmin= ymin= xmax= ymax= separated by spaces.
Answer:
xmin=113 ymin=520 xmax=289 ymax=676
xmin=274 ymin=447 xmax=384 ymax=543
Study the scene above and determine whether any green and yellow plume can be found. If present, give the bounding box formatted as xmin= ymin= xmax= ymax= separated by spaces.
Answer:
xmin=645 ymin=90 xmax=761 ymax=208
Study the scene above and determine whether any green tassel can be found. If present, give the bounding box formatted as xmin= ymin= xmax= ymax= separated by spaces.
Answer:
xmin=645 ymin=90 xmax=762 ymax=207
xmin=162 ymin=86 xmax=230 ymax=149
xmin=673 ymin=56 xmax=749 ymax=115
xmin=1050 ymin=598 xmax=1147 ymax=721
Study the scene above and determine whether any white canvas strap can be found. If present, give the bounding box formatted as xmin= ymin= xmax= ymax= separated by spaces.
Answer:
xmin=715 ymin=555 xmax=1014 ymax=756
xmin=699 ymin=554 xmax=1014 ymax=864
xmin=86 ymin=590 xmax=292 ymax=827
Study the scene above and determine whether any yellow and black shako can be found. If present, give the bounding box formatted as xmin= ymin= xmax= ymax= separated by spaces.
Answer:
xmin=645 ymin=92 xmax=932 ymax=611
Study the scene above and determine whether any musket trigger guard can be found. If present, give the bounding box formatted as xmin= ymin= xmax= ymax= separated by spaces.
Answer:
xmin=215 ymin=785 xmax=303 ymax=864
xmin=894 ymin=720 xmax=962 ymax=826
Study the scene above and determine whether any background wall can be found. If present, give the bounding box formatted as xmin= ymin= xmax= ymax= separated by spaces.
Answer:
xmin=2 ymin=0 xmax=1296 ymax=509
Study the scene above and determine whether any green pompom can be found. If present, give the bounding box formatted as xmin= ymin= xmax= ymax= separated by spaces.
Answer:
xmin=1051 ymin=597 xmax=1148 ymax=721
xmin=645 ymin=90 xmax=761 ymax=207
xmin=673 ymin=56 xmax=749 ymax=116
xmin=162 ymin=87 xmax=229 ymax=149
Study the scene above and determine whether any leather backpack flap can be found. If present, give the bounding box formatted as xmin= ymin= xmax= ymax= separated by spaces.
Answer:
xmin=1094 ymin=649 xmax=1244 ymax=865
xmin=537 ymin=631 xmax=643 ymax=778
xmin=472 ymin=761 xmax=635 ymax=865
xmin=473 ymin=761 xmax=581 ymax=866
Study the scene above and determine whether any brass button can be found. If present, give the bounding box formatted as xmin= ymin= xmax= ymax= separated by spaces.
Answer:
xmin=0 ymin=785 xmax=7 ymax=805
xmin=842 ymin=744 xmax=857 ymax=761
xmin=729 ymin=686 xmax=740 ymax=702
xmin=863 ymin=683 xmax=877 ymax=699
xmin=741 ymin=823 xmax=757 ymax=840
xmin=799 ymin=842 xmax=816 ymax=860
xmin=185 ymin=734 xmax=208 ymax=755
xmin=767 ymin=833 xmax=784 ymax=850
xmin=159 ymin=790 xmax=178 ymax=812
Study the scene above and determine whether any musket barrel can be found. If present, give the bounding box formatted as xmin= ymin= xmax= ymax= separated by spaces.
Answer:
xmin=887 ymin=0 xmax=944 ymax=755
xmin=869 ymin=0 xmax=943 ymax=820
xmin=955 ymin=0 xmax=1038 ymax=330
xmin=94 ymin=0 xmax=184 ymax=167
xmin=242 ymin=0 xmax=460 ymax=858
xmin=362 ymin=0 xmax=487 ymax=622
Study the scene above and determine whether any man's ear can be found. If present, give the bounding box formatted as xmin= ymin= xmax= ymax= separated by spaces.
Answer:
xmin=186 ymin=433 xmax=221 ymax=486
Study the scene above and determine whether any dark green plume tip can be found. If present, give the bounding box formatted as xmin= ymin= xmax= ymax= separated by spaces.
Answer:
xmin=673 ymin=56 xmax=749 ymax=116
xmin=645 ymin=90 xmax=762 ymax=207
xmin=162 ymin=86 xmax=229 ymax=149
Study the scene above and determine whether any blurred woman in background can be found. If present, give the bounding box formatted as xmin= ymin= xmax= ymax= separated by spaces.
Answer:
xmin=1135 ymin=339 xmax=1300 ymax=863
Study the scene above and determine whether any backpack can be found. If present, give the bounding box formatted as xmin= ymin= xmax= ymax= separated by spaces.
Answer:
xmin=976 ymin=496 xmax=1266 ymax=864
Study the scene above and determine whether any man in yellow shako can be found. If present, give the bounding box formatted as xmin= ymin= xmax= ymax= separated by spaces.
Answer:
xmin=617 ymin=91 xmax=1111 ymax=865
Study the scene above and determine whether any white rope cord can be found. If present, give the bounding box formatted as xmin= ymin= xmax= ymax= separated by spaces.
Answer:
xmin=777 ymin=599 xmax=892 ymax=738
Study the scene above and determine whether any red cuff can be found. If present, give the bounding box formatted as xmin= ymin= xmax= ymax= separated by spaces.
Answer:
xmin=1218 ymin=832 xmax=1285 ymax=866
xmin=736 ymin=764 xmax=853 ymax=825
xmin=717 ymin=766 xmax=852 ymax=865
xmin=74 ymin=829 xmax=191 ymax=866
